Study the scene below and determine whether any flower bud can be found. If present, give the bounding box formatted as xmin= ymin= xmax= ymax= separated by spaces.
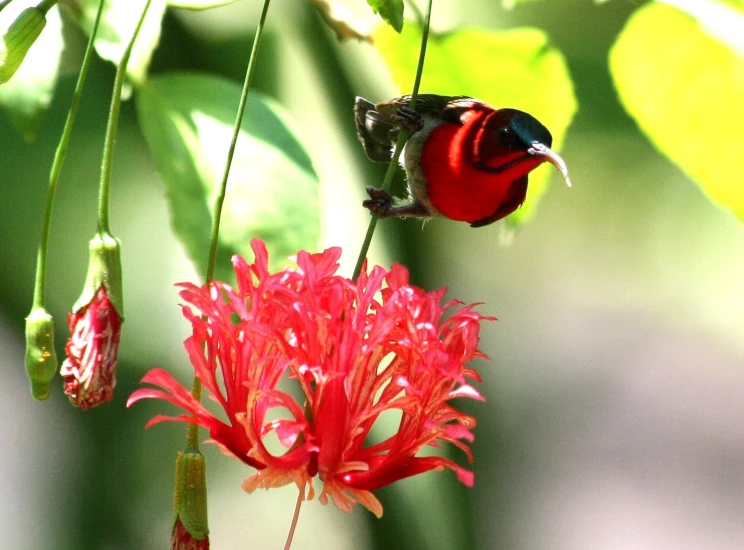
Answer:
xmin=171 ymin=516 xmax=209 ymax=550
xmin=0 ymin=7 xmax=46 ymax=84
xmin=60 ymin=287 xmax=123 ymax=410
xmin=24 ymin=306 xmax=58 ymax=400
xmin=61 ymin=232 xmax=124 ymax=410
xmin=172 ymin=450 xmax=209 ymax=548
xmin=72 ymin=232 xmax=124 ymax=316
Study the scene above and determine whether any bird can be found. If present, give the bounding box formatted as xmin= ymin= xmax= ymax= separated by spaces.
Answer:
xmin=354 ymin=94 xmax=571 ymax=227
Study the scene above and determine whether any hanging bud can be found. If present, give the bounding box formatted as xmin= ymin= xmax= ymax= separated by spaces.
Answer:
xmin=0 ymin=7 xmax=47 ymax=84
xmin=60 ymin=231 xmax=124 ymax=410
xmin=24 ymin=306 xmax=58 ymax=400
xmin=172 ymin=450 xmax=209 ymax=549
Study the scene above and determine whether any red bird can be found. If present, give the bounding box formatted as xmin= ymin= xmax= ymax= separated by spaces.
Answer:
xmin=355 ymin=94 xmax=571 ymax=227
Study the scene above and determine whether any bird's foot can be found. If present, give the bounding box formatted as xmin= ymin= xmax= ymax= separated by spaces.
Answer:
xmin=363 ymin=186 xmax=394 ymax=218
xmin=363 ymin=187 xmax=434 ymax=220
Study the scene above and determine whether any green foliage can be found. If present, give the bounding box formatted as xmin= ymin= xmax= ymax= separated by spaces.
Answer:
xmin=501 ymin=0 xmax=541 ymax=9
xmin=0 ymin=3 xmax=63 ymax=140
xmin=0 ymin=7 xmax=46 ymax=84
xmin=166 ymin=0 xmax=240 ymax=8
xmin=71 ymin=0 xmax=166 ymax=84
xmin=374 ymin=24 xmax=577 ymax=226
xmin=504 ymin=0 xmax=611 ymax=6
xmin=135 ymin=72 xmax=321 ymax=282
xmin=367 ymin=0 xmax=404 ymax=33
xmin=610 ymin=0 xmax=744 ymax=221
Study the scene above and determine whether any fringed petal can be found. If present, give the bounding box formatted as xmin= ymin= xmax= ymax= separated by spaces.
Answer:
xmin=130 ymin=238 xmax=491 ymax=519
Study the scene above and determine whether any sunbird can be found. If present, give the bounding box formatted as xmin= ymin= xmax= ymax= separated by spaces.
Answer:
xmin=355 ymin=94 xmax=571 ymax=227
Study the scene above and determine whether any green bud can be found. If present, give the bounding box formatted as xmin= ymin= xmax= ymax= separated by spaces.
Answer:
xmin=0 ymin=7 xmax=46 ymax=84
xmin=173 ymin=450 xmax=209 ymax=540
xmin=74 ymin=232 xmax=124 ymax=317
xmin=24 ymin=306 xmax=58 ymax=400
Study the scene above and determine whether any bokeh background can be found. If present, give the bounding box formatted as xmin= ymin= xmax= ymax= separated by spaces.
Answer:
xmin=1 ymin=0 xmax=743 ymax=548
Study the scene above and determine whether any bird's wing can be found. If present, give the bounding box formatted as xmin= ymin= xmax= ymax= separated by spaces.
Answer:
xmin=373 ymin=94 xmax=476 ymax=123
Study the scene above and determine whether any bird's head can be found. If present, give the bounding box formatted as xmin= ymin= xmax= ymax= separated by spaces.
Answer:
xmin=473 ymin=108 xmax=571 ymax=186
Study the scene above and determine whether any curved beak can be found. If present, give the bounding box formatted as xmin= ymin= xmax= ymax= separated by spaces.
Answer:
xmin=527 ymin=142 xmax=572 ymax=187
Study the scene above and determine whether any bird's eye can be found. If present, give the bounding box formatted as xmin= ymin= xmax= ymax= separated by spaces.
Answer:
xmin=496 ymin=126 xmax=519 ymax=149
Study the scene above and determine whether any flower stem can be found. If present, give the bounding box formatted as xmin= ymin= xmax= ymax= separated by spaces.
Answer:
xmin=283 ymin=482 xmax=305 ymax=550
xmin=98 ymin=0 xmax=152 ymax=234
xmin=351 ymin=0 xmax=434 ymax=281
xmin=30 ymin=0 xmax=105 ymax=309
xmin=186 ymin=0 xmax=272 ymax=448
xmin=36 ymin=0 xmax=57 ymax=13
xmin=203 ymin=0 xmax=272 ymax=284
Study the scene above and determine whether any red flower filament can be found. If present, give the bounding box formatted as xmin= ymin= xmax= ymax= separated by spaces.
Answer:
xmin=128 ymin=240 xmax=492 ymax=517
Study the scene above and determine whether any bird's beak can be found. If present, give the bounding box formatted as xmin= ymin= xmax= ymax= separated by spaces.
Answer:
xmin=527 ymin=142 xmax=572 ymax=187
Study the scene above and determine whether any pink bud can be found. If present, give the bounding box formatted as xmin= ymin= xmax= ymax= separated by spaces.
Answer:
xmin=60 ymin=286 xmax=123 ymax=410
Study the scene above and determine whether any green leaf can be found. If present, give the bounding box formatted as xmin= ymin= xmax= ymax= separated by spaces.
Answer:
xmin=504 ymin=0 xmax=611 ymax=5
xmin=374 ymin=24 xmax=577 ymax=226
xmin=610 ymin=1 xmax=744 ymax=221
xmin=367 ymin=0 xmax=404 ymax=33
xmin=0 ymin=2 xmax=64 ymax=140
xmin=69 ymin=0 xmax=166 ymax=84
xmin=501 ymin=0 xmax=541 ymax=9
xmin=136 ymin=72 xmax=321 ymax=281
xmin=166 ymin=0 xmax=240 ymax=9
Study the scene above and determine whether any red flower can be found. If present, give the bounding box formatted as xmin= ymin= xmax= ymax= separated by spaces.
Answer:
xmin=61 ymin=286 xmax=123 ymax=410
xmin=128 ymin=239 xmax=492 ymax=517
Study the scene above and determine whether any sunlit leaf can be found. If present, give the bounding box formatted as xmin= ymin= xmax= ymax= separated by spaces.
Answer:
xmin=367 ymin=0 xmax=404 ymax=33
xmin=67 ymin=0 xmax=166 ymax=84
xmin=501 ymin=0 xmax=540 ymax=9
xmin=166 ymin=0 xmax=240 ymax=8
xmin=0 ymin=3 xmax=63 ymax=140
xmin=505 ymin=0 xmax=612 ymax=5
xmin=136 ymin=72 xmax=321 ymax=281
xmin=610 ymin=1 xmax=744 ymax=221
xmin=309 ymin=0 xmax=372 ymax=42
xmin=374 ymin=24 xmax=577 ymax=226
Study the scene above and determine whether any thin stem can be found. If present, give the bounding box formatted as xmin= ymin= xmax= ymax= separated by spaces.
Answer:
xmin=98 ymin=0 xmax=152 ymax=233
xmin=30 ymin=0 xmax=105 ymax=309
xmin=351 ymin=143 xmax=404 ymax=281
xmin=0 ymin=0 xmax=13 ymax=12
xmin=185 ymin=0 xmax=272 ymax=450
xmin=408 ymin=0 xmax=433 ymax=111
xmin=36 ymin=0 xmax=57 ymax=13
xmin=351 ymin=0 xmax=434 ymax=281
xmin=283 ymin=483 xmax=305 ymax=550
xmin=204 ymin=0 xmax=272 ymax=284
xmin=184 ymin=379 xmax=202 ymax=449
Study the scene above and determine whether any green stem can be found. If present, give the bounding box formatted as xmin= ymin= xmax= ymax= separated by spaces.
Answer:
xmin=185 ymin=378 xmax=201 ymax=450
xmin=30 ymin=0 xmax=105 ymax=309
xmin=35 ymin=0 xmax=57 ymax=13
xmin=98 ymin=0 xmax=152 ymax=234
xmin=351 ymin=0 xmax=433 ymax=281
xmin=0 ymin=0 xmax=13 ymax=12
xmin=186 ymin=0 xmax=272 ymax=450
xmin=203 ymin=0 xmax=272 ymax=285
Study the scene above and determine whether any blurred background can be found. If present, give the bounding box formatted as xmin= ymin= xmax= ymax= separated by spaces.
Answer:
xmin=1 ymin=0 xmax=743 ymax=548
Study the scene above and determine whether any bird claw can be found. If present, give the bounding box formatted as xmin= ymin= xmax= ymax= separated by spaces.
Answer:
xmin=391 ymin=107 xmax=424 ymax=133
xmin=363 ymin=186 xmax=394 ymax=217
